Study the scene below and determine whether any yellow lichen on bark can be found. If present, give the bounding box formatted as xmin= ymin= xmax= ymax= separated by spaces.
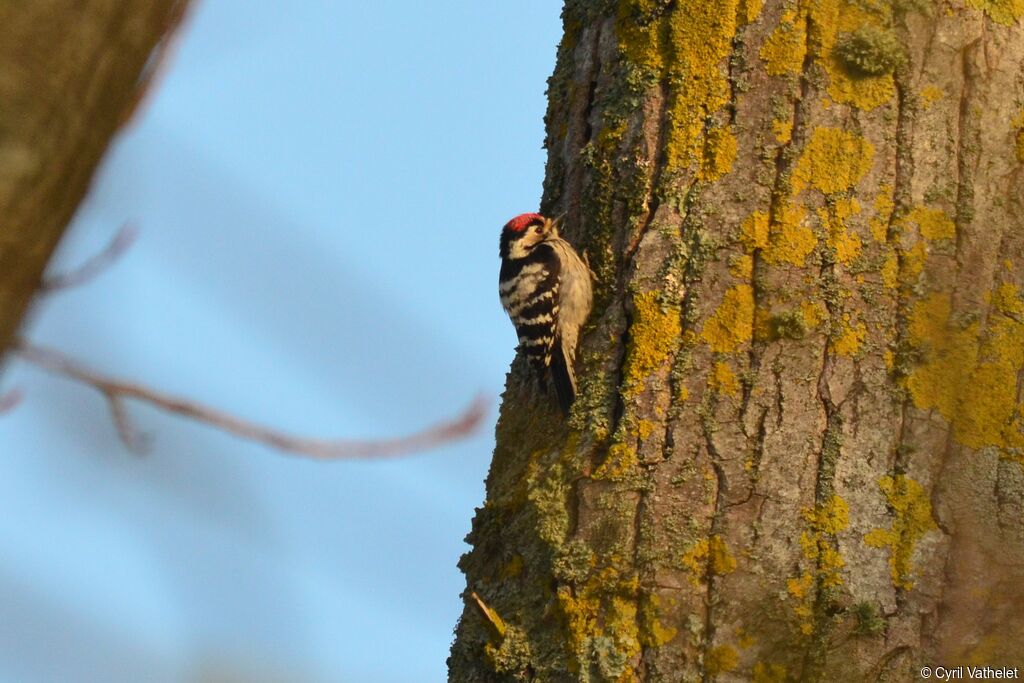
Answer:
xmin=637 ymin=419 xmax=657 ymax=441
xmin=906 ymin=288 xmax=1024 ymax=454
xmin=596 ymin=442 xmax=640 ymax=481
xmin=741 ymin=211 xmax=770 ymax=250
xmin=617 ymin=0 xmax=740 ymax=177
xmin=639 ymin=594 xmax=678 ymax=647
xmin=682 ymin=535 xmax=737 ymax=585
xmin=803 ymin=495 xmax=849 ymax=537
xmin=901 ymin=241 xmax=928 ymax=282
xmin=623 ymin=291 xmax=682 ymax=395
xmin=758 ymin=0 xmax=897 ymax=110
xmin=556 ymin=564 xmax=643 ymax=679
xmin=964 ymin=0 xmax=1024 ymax=26
xmin=663 ymin=0 xmax=738 ymax=176
xmin=702 ymin=285 xmax=755 ymax=352
xmin=870 ymin=184 xmax=894 ymax=243
xmin=1014 ymin=110 xmax=1024 ymax=163
xmin=831 ymin=316 xmax=867 ymax=356
xmin=789 ymin=496 xmax=849 ymax=633
xmin=760 ymin=9 xmax=806 ymax=75
xmin=800 ymin=300 xmax=826 ymax=329
xmin=787 ymin=572 xmax=816 ymax=634
xmin=711 ymin=360 xmax=741 ymax=396
xmin=706 ymin=645 xmax=739 ymax=675
xmin=700 ymin=126 xmax=739 ymax=181
xmin=864 ymin=475 xmax=937 ymax=589
xmin=792 ymin=127 xmax=875 ymax=196
xmin=906 ymin=293 xmax=979 ymax=418
xmin=816 ymin=0 xmax=898 ymax=109
xmin=920 ymin=85 xmax=944 ymax=109
xmin=958 ymin=285 xmax=1024 ymax=453
xmin=555 ymin=590 xmax=600 ymax=672
xmin=773 ymin=118 xmax=794 ymax=144
xmin=738 ymin=0 xmax=765 ymax=24
xmin=709 ymin=536 xmax=738 ymax=575
xmin=818 ymin=197 xmax=863 ymax=264
xmin=730 ymin=253 xmax=754 ymax=279
xmin=616 ymin=0 xmax=668 ymax=72
xmin=901 ymin=206 xmax=956 ymax=241
xmin=764 ymin=204 xmax=816 ymax=266
xmin=881 ymin=253 xmax=899 ymax=289
xmin=753 ymin=662 xmax=789 ymax=682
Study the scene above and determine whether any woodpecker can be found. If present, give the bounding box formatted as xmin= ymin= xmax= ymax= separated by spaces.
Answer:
xmin=499 ymin=213 xmax=593 ymax=415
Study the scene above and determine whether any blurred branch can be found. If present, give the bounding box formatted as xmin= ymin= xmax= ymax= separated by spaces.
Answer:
xmin=13 ymin=339 xmax=488 ymax=458
xmin=0 ymin=0 xmax=193 ymax=359
xmin=0 ymin=388 xmax=23 ymax=414
xmin=39 ymin=224 xmax=139 ymax=293
xmin=470 ymin=592 xmax=508 ymax=638
xmin=119 ymin=1 xmax=194 ymax=126
xmin=19 ymin=221 xmax=486 ymax=459
xmin=107 ymin=393 xmax=151 ymax=454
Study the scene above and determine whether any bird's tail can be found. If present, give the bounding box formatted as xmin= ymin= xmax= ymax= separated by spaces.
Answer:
xmin=550 ymin=338 xmax=577 ymax=417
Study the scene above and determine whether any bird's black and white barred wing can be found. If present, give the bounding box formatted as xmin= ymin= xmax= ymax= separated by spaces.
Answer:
xmin=498 ymin=244 xmax=561 ymax=371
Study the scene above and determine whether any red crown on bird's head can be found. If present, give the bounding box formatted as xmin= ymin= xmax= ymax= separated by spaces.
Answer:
xmin=504 ymin=213 xmax=545 ymax=232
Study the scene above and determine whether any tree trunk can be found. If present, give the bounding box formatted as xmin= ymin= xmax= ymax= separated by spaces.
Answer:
xmin=0 ymin=0 xmax=189 ymax=358
xmin=451 ymin=1 xmax=1024 ymax=680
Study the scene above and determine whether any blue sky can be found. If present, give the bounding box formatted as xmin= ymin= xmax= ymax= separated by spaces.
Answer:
xmin=0 ymin=2 xmax=561 ymax=681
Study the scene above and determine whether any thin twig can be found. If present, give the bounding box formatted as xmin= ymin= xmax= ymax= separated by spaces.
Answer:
xmin=40 ymin=224 xmax=139 ymax=293
xmin=119 ymin=0 xmax=195 ymax=127
xmin=107 ymin=394 xmax=151 ymax=454
xmin=0 ymin=388 xmax=23 ymax=414
xmin=13 ymin=338 xmax=488 ymax=458
xmin=470 ymin=592 xmax=507 ymax=637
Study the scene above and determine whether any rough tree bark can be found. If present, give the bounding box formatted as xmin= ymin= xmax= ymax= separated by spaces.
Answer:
xmin=0 ymin=1 xmax=189 ymax=358
xmin=451 ymin=0 xmax=1024 ymax=680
